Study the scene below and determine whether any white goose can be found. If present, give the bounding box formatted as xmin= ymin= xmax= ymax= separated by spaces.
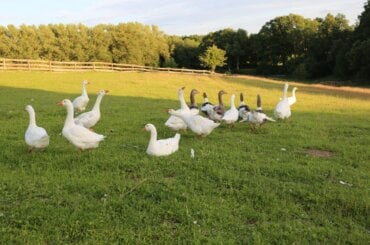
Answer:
xmin=25 ymin=105 xmax=49 ymax=151
xmin=144 ymin=123 xmax=180 ymax=156
xmin=222 ymin=94 xmax=239 ymax=125
xmin=58 ymin=99 xmax=105 ymax=150
xmin=240 ymin=94 xmax=275 ymax=125
xmin=167 ymin=109 xmax=220 ymax=138
xmin=288 ymin=87 xmax=298 ymax=106
xmin=73 ymin=80 xmax=90 ymax=112
xmin=274 ymin=83 xmax=291 ymax=119
xmin=238 ymin=93 xmax=250 ymax=119
xmin=74 ymin=89 xmax=109 ymax=128
xmin=165 ymin=87 xmax=193 ymax=131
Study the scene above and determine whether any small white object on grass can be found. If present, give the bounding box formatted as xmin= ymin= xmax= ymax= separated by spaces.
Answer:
xmin=190 ymin=148 xmax=195 ymax=158
xmin=281 ymin=148 xmax=287 ymax=151
xmin=339 ymin=180 xmax=352 ymax=186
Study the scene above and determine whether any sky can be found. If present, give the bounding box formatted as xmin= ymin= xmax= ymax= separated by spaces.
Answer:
xmin=0 ymin=0 xmax=367 ymax=35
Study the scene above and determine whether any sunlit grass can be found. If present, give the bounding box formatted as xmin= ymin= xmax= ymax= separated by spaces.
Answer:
xmin=0 ymin=71 xmax=369 ymax=243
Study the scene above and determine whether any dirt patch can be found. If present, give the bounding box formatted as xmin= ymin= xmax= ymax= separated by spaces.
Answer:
xmin=304 ymin=149 xmax=336 ymax=158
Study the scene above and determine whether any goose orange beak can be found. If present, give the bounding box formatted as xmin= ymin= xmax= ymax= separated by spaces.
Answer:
xmin=104 ymin=90 xmax=109 ymax=93
xmin=57 ymin=101 xmax=64 ymax=106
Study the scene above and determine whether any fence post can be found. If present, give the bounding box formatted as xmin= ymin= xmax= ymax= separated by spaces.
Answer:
xmin=74 ymin=62 xmax=77 ymax=70
xmin=111 ymin=63 xmax=113 ymax=71
xmin=49 ymin=61 xmax=51 ymax=71
xmin=2 ymin=59 xmax=5 ymax=70
xmin=28 ymin=60 xmax=31 ymax=70
xmin=93 ymin=62 xmax=96 ymax=71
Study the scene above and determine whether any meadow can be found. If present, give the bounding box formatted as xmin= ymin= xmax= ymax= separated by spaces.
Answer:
xmin=0 ymin=71 xmax=369 ymax=243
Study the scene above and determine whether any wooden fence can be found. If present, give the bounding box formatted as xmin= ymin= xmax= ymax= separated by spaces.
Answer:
xmin=0 ymin=58 xmax=212 ymax=75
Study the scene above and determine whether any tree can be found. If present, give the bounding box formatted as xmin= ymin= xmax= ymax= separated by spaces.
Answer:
xmin=348 ymin=0 xmax=370 ymax=81
xmin=199 ymin=45 xmax=226 ymax=72
xmin=169 ymin=35 xmax=201 ymax=68
xmin=198 ymin=28 xmax=249 ymax=71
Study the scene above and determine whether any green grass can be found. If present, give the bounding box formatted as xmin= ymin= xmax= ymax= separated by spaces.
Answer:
xmin=0 ymin=71 xmax=369 ymax=243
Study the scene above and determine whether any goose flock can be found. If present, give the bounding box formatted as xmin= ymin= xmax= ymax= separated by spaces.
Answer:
xmin=24 ymin=80 xmax=298 ymax=156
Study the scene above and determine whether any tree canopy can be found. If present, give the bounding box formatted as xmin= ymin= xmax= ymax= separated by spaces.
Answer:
xmin=199 ymin=45 xmax=227 ymax=72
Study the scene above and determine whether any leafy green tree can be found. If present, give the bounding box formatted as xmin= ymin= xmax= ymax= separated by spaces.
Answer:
xmin=169 ymin=36 xmax=201 ymax=68
xmin=0 ymin=26 xmax=11 ymax=57
xmin=199 ymin=44 xmax=226 ymax=72
xmin=348 ymin=0 xmax=370 ymax=81
xmin=257 ymin=14 xmax=318 ymax=68
xmin=38 ymin=25 xmax=60 ymax=60
xmin=110 ymin=23 xmax=169 ymax=66
xmin=198 ymin=28 xmax=249 ymax=71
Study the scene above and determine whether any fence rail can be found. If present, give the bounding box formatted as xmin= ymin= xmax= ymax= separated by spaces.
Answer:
xmin=0 ymin=58 xmax=212 ymax=74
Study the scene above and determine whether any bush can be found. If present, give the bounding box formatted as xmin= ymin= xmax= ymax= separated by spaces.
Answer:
xmin=162 ymin=57 xmax=178 ymax=68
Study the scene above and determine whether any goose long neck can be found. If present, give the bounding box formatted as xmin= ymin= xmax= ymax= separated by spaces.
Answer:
xmin=230 ymin=95 xmax=236 ymax=109
xmin=292 ymin=88 xmax=297 ymax=98
xmin=92 ymin=94 xmax=104 ymax=112
xmin=218 ymin=92 xmax=224 ymax=105
xmin=65 ymin=103 xmax=75 ymax=126
xmin=178 ymin=91 xmax=189 ymax=110
xmin=283 ymin=83 xmax=289 ymax=99
xmin=149 ymin=127 xmax=158 ymax=145
xmin=28 ymin=110 xmax=36 ymax=126
xmin=190 ymin=91 xmax=196 ymax=106
xmin=240 ymin=93 xmax=245 ymax=105
xmin=256 ymin=94 xmax=262 ymax=111
xmin=203 ymin=93 xmax=209 ymax=103
xmin=82 ymin=83 xmax=88 ymax=97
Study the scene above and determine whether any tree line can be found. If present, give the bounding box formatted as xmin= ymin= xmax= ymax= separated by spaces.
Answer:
xmin=0 ymin=0 xmax=369 ymax=84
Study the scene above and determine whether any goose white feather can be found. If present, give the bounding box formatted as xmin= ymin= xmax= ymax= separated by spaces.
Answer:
xmin=274 ymin=83 xmax=291 ymax=119
xmin=25 ymin=105 xmax=49 ymax=150
xmin=73 ymin=80 xmax=90 ymax=112
xmin=165 ymin=87 xmax=196 ymax=131
xmin=74 ymin=89 xmax=109 ymax=128
xmin=144 ymin=123 xmax=180 ymax=156
xmin=168 ymin=109 xmax=220 ymax=137
xmin=59 ymin=99 xmax=105 ymax=150
xmin=222 ymin=94 xmax=239 ymax=124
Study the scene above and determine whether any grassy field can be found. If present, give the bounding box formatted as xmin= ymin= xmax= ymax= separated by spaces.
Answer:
xmin=0 ymin=71 xmax=369 ymax=243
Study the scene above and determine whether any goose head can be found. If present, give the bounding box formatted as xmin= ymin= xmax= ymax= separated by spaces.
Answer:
xmin=25 ymin=105 xmax=34 ymax=113
xmin=177 ymin=86 xmax=185 ymax=95
xmin=57 ymin=99 xmax=73 ymax=107
xmin=190 ymin=89 xmax=199 ymax=95
xmin=219 ymin=90 xmax=227 ymax=96
xmin=144 ymin=123 xmax=155 ymax=132
xmin=99 ymin=89 xmax=109 ymax=95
